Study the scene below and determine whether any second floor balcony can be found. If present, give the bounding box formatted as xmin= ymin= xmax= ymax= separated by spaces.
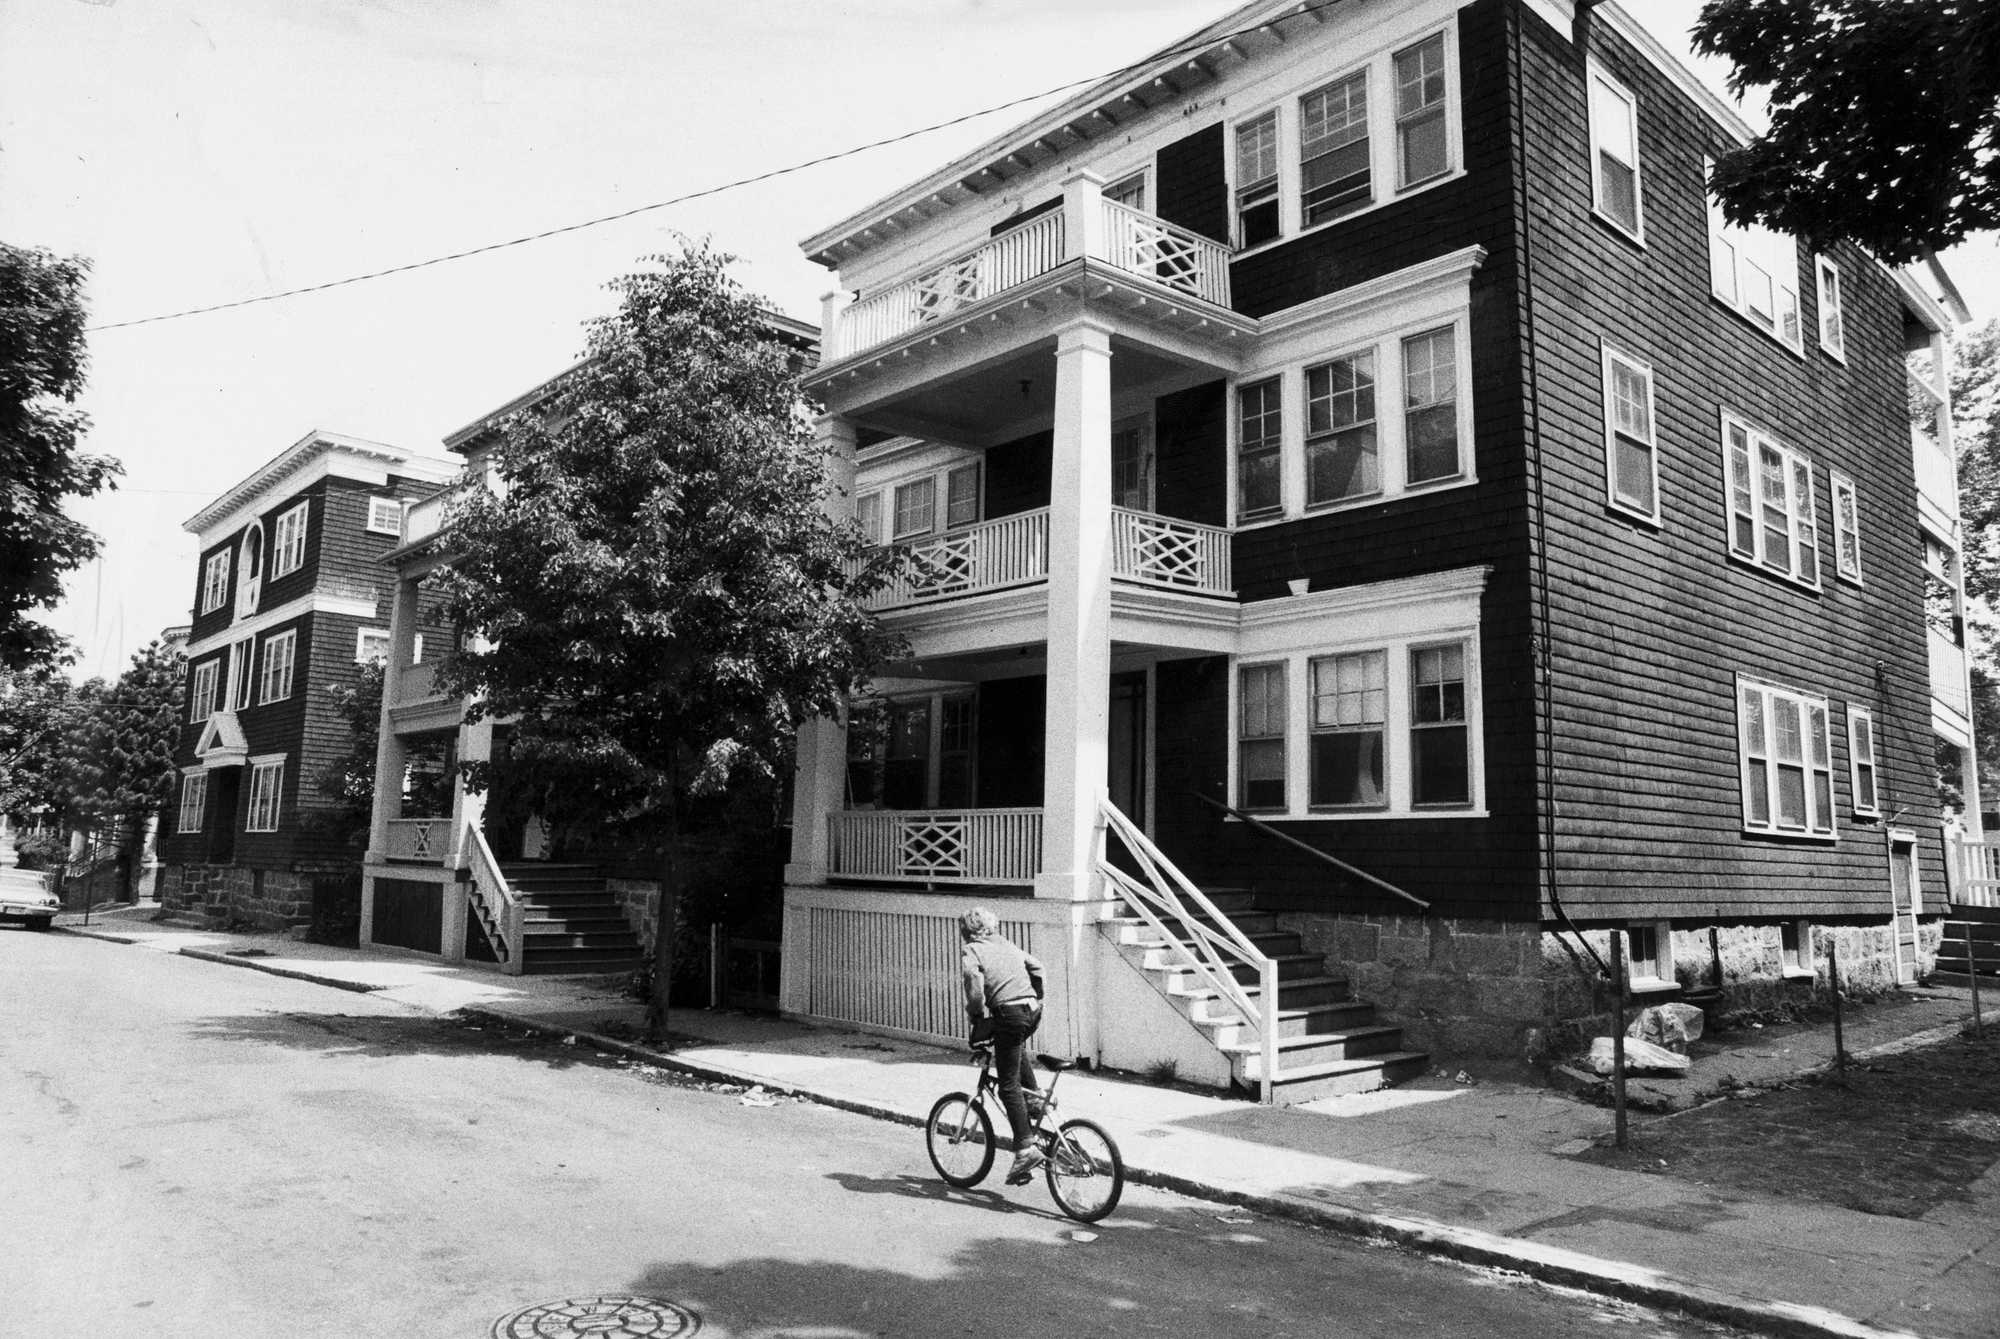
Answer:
xmin=862 ymin=505 xmax=1232 ymax=612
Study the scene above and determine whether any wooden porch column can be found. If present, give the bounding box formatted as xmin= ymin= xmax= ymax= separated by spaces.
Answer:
xmin=1038 ymin=320 xmax=1115 ymax=901
xmin=787 ymin=413 xmax=860 ymax=886
xmin=361 ymin=575 xmax=419 ymax=866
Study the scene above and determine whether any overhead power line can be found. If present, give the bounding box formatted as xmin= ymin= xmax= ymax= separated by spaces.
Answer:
xmin=89 ymin=0 xmax=1346 ymax=333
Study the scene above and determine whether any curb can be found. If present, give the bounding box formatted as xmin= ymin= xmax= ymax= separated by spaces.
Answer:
xmin=175 ymin=947 xmax=385 ymax=994
xmin=462 ymin=1008 xmax=1923 ymax=1339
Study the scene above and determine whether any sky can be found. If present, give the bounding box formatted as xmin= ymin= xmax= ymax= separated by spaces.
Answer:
xmin=4 ymin=0 xmax=1996 ymax=680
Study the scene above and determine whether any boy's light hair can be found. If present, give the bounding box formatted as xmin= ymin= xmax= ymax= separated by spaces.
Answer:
xmin=959 ymin=907 xmax=998 ymax=940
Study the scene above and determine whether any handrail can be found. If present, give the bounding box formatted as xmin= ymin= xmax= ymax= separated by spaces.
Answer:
xmin=462 ymin=822 xmax=522 ymax=971
xmin=1188 ymin=791 xmax=1431 ymax=913
xmin=1098 ymin=799 xmax=1278 ymax=1103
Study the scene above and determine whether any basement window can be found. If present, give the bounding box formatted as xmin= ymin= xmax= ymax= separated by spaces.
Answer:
xmin=1625 ymin=922 xmax=1674 ymax=992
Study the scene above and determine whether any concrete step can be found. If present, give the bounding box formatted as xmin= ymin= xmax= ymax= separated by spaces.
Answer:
xmin=1241 ymin=1050 xmax=1432 ymax=1103
xmin=1221 ymin=1024 xmax=1407 ymax=1065
xmin=1170 ymin=972 xmax=1351 ymax=1010
xmin=1202 ymin=1000 xmax=1382 ymax=1044
xmin=521 ymin=913 xmax=630 ymax=931
xmin=521 ymin=950 xmax=644 ymax=976
xmin=1225 ymin=953 xmax=1327 ymax=985
xmin=519 ymin=928 xmax=642 ymax=951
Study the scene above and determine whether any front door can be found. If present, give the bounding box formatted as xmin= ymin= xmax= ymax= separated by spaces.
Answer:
xmin=208 ymin=768 xmax=242 ymax=864
xmin=1108 ymin=670 xmax=1149 ymax=830
xmin=1889 ymin=832 xmax=1920 ymax=984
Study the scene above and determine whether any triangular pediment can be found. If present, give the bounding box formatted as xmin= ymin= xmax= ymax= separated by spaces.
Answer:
xmin=194 ymin=710 xmax=248 ymax=767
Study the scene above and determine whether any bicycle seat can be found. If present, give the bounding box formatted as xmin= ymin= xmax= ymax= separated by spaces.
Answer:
xmin=1041 ymin=1057 xmax=1075 ymax=1072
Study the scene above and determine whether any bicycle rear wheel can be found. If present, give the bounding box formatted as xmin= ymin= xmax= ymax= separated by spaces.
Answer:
xmin=1044 ymin=1118 xmax=1123 ymax=1222
xmin=925 ymin=1092 xmax=996 ymax=1188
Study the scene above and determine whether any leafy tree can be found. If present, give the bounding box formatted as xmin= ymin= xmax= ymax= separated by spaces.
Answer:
xmin=0 ymin=244 xmax=120 ymax=670
xmin=312 ymin=660 xmax=386 ymax=848
xmin=1692 ymin=1 xmax=2000 ymax=264
xmin=1950 ymin=320 xmax=2000 ymax=810
xmin=0 ymin=663 xmax=84 ymax=821
xmin=431 ymin=243 xmax=899 ymax=1040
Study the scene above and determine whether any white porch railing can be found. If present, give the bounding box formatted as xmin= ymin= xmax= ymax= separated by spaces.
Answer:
xmin=1953 ymin=836 xmax=2000 ymax=909
xmin=1930 ymin=627 xmax=1970 ymax=721
xmin=385 ymin=817 xmax=450 ymax=863
xmin=867 ymin=509 xmax=1049 ymax=609
xmin=831 ymin=198 xmax=1232 ymax=360
xmin=828 ymin=808 xmax=1043 ymax=884
xmin=1097 ymin=799 xmax=1279 ymax=1104
xmin=1111 ymin=507 xmax=1232 ymax=594
xmin=1099 ymin=199 xmax=1232 ymax=307
xmin=463 ymin=821 xmax=524 ymax=970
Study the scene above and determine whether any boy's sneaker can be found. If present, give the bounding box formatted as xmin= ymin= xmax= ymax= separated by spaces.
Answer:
xmin=1005 ymin=1147 xmax=1048 ymax=1185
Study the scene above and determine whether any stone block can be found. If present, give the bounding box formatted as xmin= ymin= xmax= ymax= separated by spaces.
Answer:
xmin=1379 ymin=931 xmax=1431 ymax=969
xmin=1453 ymin=932 xmax=1529 ymax=978
xmin=1473 ymin=975 xmax=1549 ymax=1022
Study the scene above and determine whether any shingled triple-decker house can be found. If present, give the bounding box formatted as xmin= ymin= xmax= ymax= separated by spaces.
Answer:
xmin=780 ymin=0 xmax=1973 ymax=1098
xmin=161 ymin=432 xmax=459 ymax=929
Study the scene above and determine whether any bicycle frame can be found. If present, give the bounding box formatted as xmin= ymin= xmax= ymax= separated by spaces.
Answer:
xmin=968 ymin=1043 xmax=1062 ymax=1139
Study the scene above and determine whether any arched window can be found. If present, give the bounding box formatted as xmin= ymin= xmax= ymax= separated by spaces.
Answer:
xmin=236 ymin=522 xmax=265 ymax=617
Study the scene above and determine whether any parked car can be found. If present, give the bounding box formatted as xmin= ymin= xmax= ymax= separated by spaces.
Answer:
xmin=0 ymin=872 xmax=59 ymax=930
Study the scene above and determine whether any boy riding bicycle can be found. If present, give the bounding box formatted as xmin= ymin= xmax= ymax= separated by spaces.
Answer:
xmin=957 ymin=907 xmax=1046 ymax=1183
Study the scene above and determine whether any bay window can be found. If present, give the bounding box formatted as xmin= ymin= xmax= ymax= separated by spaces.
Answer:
xmin=1309 ymin=651 xmax=1386 ymax=809
xmin=1305 ymin=351 xmax=1378 ymax=506
xmin=1237 ymin=378 xmax=1284 ymax=520
xmin=1403 ymin=327 xmax=1460 ymax=485
xmin=1238 ymin=662 xmax=1289 ymax=811
xmin=1410 ymin=643 xmax=1470 ymax=805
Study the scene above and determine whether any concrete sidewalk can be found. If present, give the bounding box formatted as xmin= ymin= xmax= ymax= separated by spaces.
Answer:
xmin=53 ymin=908 xmax=1998 ymax=1339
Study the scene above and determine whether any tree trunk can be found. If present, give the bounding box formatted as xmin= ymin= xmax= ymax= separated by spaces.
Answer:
xmin=645 ymin=780 xmax=683 ymax=1044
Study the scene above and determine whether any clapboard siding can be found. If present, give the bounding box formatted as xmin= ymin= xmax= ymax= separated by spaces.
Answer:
xmin=1154 ymin=122 xmax=1228 ymax=246
xmin=1517 ymin=8 xmax=1945 ymax=922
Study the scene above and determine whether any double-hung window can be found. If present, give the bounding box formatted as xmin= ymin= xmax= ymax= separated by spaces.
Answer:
xmin=944 ymin=463 xmax=980 ymax=529
xmin=1739 ymin=678 xmax=1836 ymax=838
xmin=189 ymin=660 xmax=219 ymax=723
xmin=1587 ymin=65 xmax=1642 ymax=239
xmin=1708 ymin=161 xmax=1802 ymax=352
xmin=1236 ymin=378 xmax=1284 ymax=520
xmin=1305 ymin=351 xmax=1378 ymax=506
xmin=201 ymin=551 xmax=230 ymax=614
xmin=259 ymin=629 xmax=296 ymax=704
xmin=1815 ymin=257 xmax=1845 ymax=359
xmin=366 ymin=496 xmax=404 ymax=535
xmin=1104 ymin=172 xmax=1147 ymax=212
xmin=1238 ymin=662 xmax=1289 ymax=811
xmin=1847 ymin=705 xmax=1880 ymax=817
xmin=855 ymin=492 xmax=883 ymax=544
xmin=1394 ymin=34 xmax=1450 ymax=188
xmin=227 ymin=637 xmax=254 ymax=711
xmin=1403 ymin=327 xmax=1461 ymax=484
xmin=1411 ymin=643 xmax=1470 ymax=805
xmin=1299 ymin=72 xmax=1370 ymax=227
xmin=1830 ymin=470 xmax=1862 ymax=584
xmin=246 ymin=758 xmax=284 ymax=833
xmin=892 ymin=477 xmax=936 ymax=540
xmin=177 ymin=772 xmax=208 ymax=834
xmin=1235 ymin=112 xmax=1281 ymax=248
xmin=1601 ymin=345 xmax=1658 ymax=520
xmin=1722 ymin=415 xmax=1818 ymax=586
xmin=272 ymin=500 xmax=309 ymax=577
xmin=1309 ymin=651 xmax=1386 ymax=808
xmin=355 ymin=628 xmax=391 ymax=665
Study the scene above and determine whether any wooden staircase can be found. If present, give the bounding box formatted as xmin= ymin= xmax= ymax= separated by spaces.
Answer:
xmin=499 ymin=863 xmax=646 ymax=976
xmin=1933 ymin=907 xmax=2000 ymax=986
xmin=1104 ymin=885 xmax=1428 ymax=1104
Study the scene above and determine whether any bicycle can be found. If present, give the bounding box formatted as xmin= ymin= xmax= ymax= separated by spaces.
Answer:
xmin=924 ymin=1043 xmax=1125 ymax=1222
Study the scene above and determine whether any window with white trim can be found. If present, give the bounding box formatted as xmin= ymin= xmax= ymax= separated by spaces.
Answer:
xmin=246 ymin=758 xmax=284 ymax=833
xmin=201 ymin=551 xmax=230 ymax=614
xmin=259 ymin=629 xmax=296 ymax=704
xmin=227 ymin=637 xmax=254 ymax=711
xmin=1238 ymin=662 xmax=1289 ymax=811
xmin=1231 ymin=632 xmax=1482 ymax=818
xmin=1625 ymin=922 xmax=1672 ymax=988
xmin=189 ymin=659 xmax=219 ymax=722
xmin=272 ymin=500 xmax=308 ymax=576
xmin=1739 ymin=678 xmax=1836 ymax=838
xmin=1602 ymin=345 xmax=1658 ymax=521
xmin=1104 ymin=171 xmax=1148 ymax=212
xmin=1309 ymin=651 xmax=1386 ymax=808
xmin=1394 ymin=33 xmax=1450 ymax=188
xmin=1237 ymin=378 xmax=1284 ymax=520
xmin=1708 ymin=160 xmax=1802 ymax=352
xmin=177 ymin=772 xmax=208 ymax=834
xmin=1587 ymin=65 xmax=1642 ymax=240
xmin=355 ymin=628 xmax=391 ymax=665
xmin=236 ymin=523 xmax=264 ymax=618
xmin=855 ymin=492 xmax=883 ymax=544
xmin=944 ymin=463 xmax=980 ymax=529
xmin=891 ymin=477 xmax=934 ymax=540
xmin=366 ymin=496 xmax=404 ymax=535
xmin=863 ymin=457 xmax=983 ymax=543
xmin=1236 ymin=314 xmax=1474 ymax=524
xmin=1815 ymin=256 xmax=1845 ymax=359
xmin=1830 ymin=470 xmax=1862 ymax=584
xmin=1111 ymin=416 xmax=1154 ymax=511
xmin=1847 ymin=705 xmax=1880 ymax=817
xmin=1229 ymin=27 xmax=1458 ymax=250
xmin=1779 ymin=919 xmax=1812 ymax=975
xmin=1722 ymin=415 xmax=1819 ymax=587
xmin=1235 ymin=111 xmax=1281 ymax=247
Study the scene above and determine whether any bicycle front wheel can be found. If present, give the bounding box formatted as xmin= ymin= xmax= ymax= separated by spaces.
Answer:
xmin=1044 ymin=1118 xmax=1124 ymax=1222
xmin=925 ymin=1092 xmax=995 ymax=1188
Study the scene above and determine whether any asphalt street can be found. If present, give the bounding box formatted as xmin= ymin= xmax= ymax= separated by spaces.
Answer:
xmin=2 ymin=927 xmax=1748 ymax=1338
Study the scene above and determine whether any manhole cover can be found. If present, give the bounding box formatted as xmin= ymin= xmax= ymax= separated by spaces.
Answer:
xmin=491 ymin=1296 xmax=699 ymax=1338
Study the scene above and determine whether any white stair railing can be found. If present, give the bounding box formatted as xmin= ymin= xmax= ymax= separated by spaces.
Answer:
xmin=1954 ymin=834 xmax=2000 ymax=908
xmin=1096 ymin=800 xmax=1279 ymax=1103
xmin=463 ymin=822 xmax=524 ymax=973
